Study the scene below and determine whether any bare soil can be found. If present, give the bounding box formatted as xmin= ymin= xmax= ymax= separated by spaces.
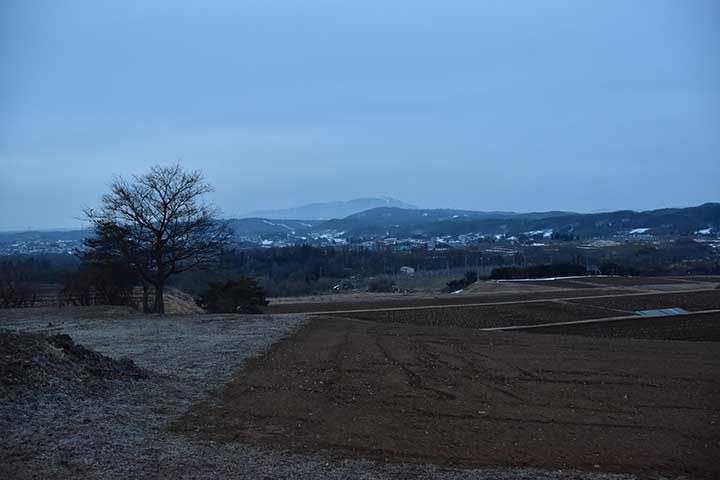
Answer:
xmin=577 ymin=277 xmax=703 ymax=287
xmin=266 ymin=288 xmax=637 ymax=314
xmin=568 ymin=290 xmax=720 ymax=312
xmin=341 ymin=301 xmax=619 ymax=328
xmin=326 ymin=290 xmax=719 ymax=329
xmin=0 ymin=329 xmax=147 ymax=398
xmin=2 ymin=308 xmax=629 ymax=479
xmin=3 ymin=283 xmax=717 ymax=479
xmin=174 ymin=317 xmax=720 ymax=479
xmin=520 ymin=312 xmax=720 ymax=341
xmin=268 ymin=279 xmax=564 ymax=306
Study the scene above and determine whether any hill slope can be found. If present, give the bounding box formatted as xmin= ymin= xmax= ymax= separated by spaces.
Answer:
xmin=2 ymin=203 xmax=717 ymax=252
xmin=317 ymin=203 xmax=720 ymax=238
xmin=239 ymin=197 xmax=417 ymax=220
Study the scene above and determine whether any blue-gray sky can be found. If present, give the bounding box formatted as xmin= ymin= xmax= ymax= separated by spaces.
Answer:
xmin=1 ymin=0 xmax=718 ymax=230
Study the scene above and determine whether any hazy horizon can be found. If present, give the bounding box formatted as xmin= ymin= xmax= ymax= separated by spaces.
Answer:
xmin=1 ymin=196 xmax=718 ymax=233
xmin=2 ymin=0 xmax=719 ymax=230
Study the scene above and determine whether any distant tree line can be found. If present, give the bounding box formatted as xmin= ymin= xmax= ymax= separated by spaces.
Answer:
xmin=171 ymin=246 xmax=502 ymax=296
xmin=61 ymin=262 xmax=137 ymax=307
xmin=0 ymin=259 xmax=38 ymax=308
xmin=196 ymin=278 xmax=268 ymax=313
xmin=0 ymin=256 xmax=79 ymax=308
xmin=445 ymin=271 xmax=478 ymax=292
xmin=3 ymin=229 xmax=719 ymax=306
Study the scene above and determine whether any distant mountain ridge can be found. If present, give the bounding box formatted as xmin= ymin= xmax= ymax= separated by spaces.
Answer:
xmin=224 ymin=218 xmax=321 ymax=237
xmin=239 ymin=197 xmax=417 ymax=220
xmin=321 ymin=203 xmax=720 ymax=238
xmin=1 ymin=203 xmax=717 ymax=253
xmin=317 ymin=207 xmax=574 ymax=234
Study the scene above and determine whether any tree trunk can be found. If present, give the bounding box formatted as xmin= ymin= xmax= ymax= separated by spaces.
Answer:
xmin=142 ymin=282 xmax=150 ymax=313
xmin=154 ymin=282 xmax=165 ymax=315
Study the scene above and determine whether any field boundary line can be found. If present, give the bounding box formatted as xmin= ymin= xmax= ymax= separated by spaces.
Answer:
xmin=479 ymin=309 xmax=720 ymax=332
xmin=302 ymin=288 xmax=718 ymax=316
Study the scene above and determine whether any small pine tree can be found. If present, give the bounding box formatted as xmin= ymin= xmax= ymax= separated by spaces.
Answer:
xmin=196 ymin=277 xmax=269 ymax=314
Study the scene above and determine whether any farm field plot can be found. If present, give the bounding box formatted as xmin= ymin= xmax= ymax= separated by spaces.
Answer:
xmin=266 ymin=288 xmax=637 ymax=314
xmin=266 ymin=277 xmax=717 ymax=314
xmin=521 ymin=311 xmax=720 ymax=341
xmin=577 ymin=276 xmax=703 ymax=287
xmin=3 ymin=283 xmax=718 ymax=479
xmin=2 ymin=308 xmax=646 ymax=480
xmin=174 ymin=317 xmax=720 ymax=479
xmin=332 ymin=289 xmax=719 ymax=329
xmin=566 ymin=290 xmax=720 ymax=313
xmin=504 ymin=279 xmax=603 ymax=289
xmin=678 ymin=276 xmax=720 ymax=283
xmin=339 ymin=301 xmax=617 ymax=328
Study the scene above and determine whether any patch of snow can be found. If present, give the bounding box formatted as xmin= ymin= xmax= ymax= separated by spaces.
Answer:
xmin=450 ymin=289 xmax=464 ymax=294
xmin=495 ymin=275 xmax=611 ymax=282
xmin=629 ymin=228 xmax=649 ymax=234
xmin=261 ymin=220 xmax=294 ymax=232
xmin=695 ymin=228 xmax=712 ymax=235
xmin=636 ymin=308 xmax=688 ymax=317
xmin=524 ymin=229 xmax=553 ymax=237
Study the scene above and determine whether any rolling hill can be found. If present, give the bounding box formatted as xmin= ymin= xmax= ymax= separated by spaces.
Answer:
xmin=313 ymin=207 xmax=574 ymax=236
xmin=238 ymin=197 xmax=417 ymax=220
xmin=2 ymin=203 xmax=717 ymax=254
xmin=314 ymin=203 xmax=720 ymax=239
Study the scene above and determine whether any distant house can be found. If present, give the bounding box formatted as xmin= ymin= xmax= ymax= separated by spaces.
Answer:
xmin=400 ymin=266 xmax=415 ymax=275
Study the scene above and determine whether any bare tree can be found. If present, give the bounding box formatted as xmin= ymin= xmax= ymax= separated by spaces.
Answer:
xmin=84 ymin=165 xmax=231 ymax=314
xmin=78 ymin=221 xmax=153 ymax=311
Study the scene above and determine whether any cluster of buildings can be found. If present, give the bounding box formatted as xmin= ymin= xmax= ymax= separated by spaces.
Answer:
xmin=3 ymin=225 xmax=717 ymax=256
xmin=0 ymin=238 xmax=80 ymax=256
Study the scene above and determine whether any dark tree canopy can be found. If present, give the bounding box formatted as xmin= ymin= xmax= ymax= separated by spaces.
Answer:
xmin=196 ymin=277 xmax=268 ymax=314
xmin=83 ymin=165 xmax=231 ymax=314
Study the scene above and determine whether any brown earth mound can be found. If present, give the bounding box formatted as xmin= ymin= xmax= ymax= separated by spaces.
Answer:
xmin=0 ymin=329 xmax=147 ymax=399
xmin=163 ymin=288 xmax=205 ymax=314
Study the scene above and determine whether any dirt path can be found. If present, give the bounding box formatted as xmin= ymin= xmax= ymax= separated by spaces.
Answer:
xmin=175 ymin=317 xmax=720 ymax=479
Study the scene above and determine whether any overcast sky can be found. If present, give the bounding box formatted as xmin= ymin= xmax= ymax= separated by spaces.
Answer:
xmin=1 ymin=0 xmax=718 ymax=230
